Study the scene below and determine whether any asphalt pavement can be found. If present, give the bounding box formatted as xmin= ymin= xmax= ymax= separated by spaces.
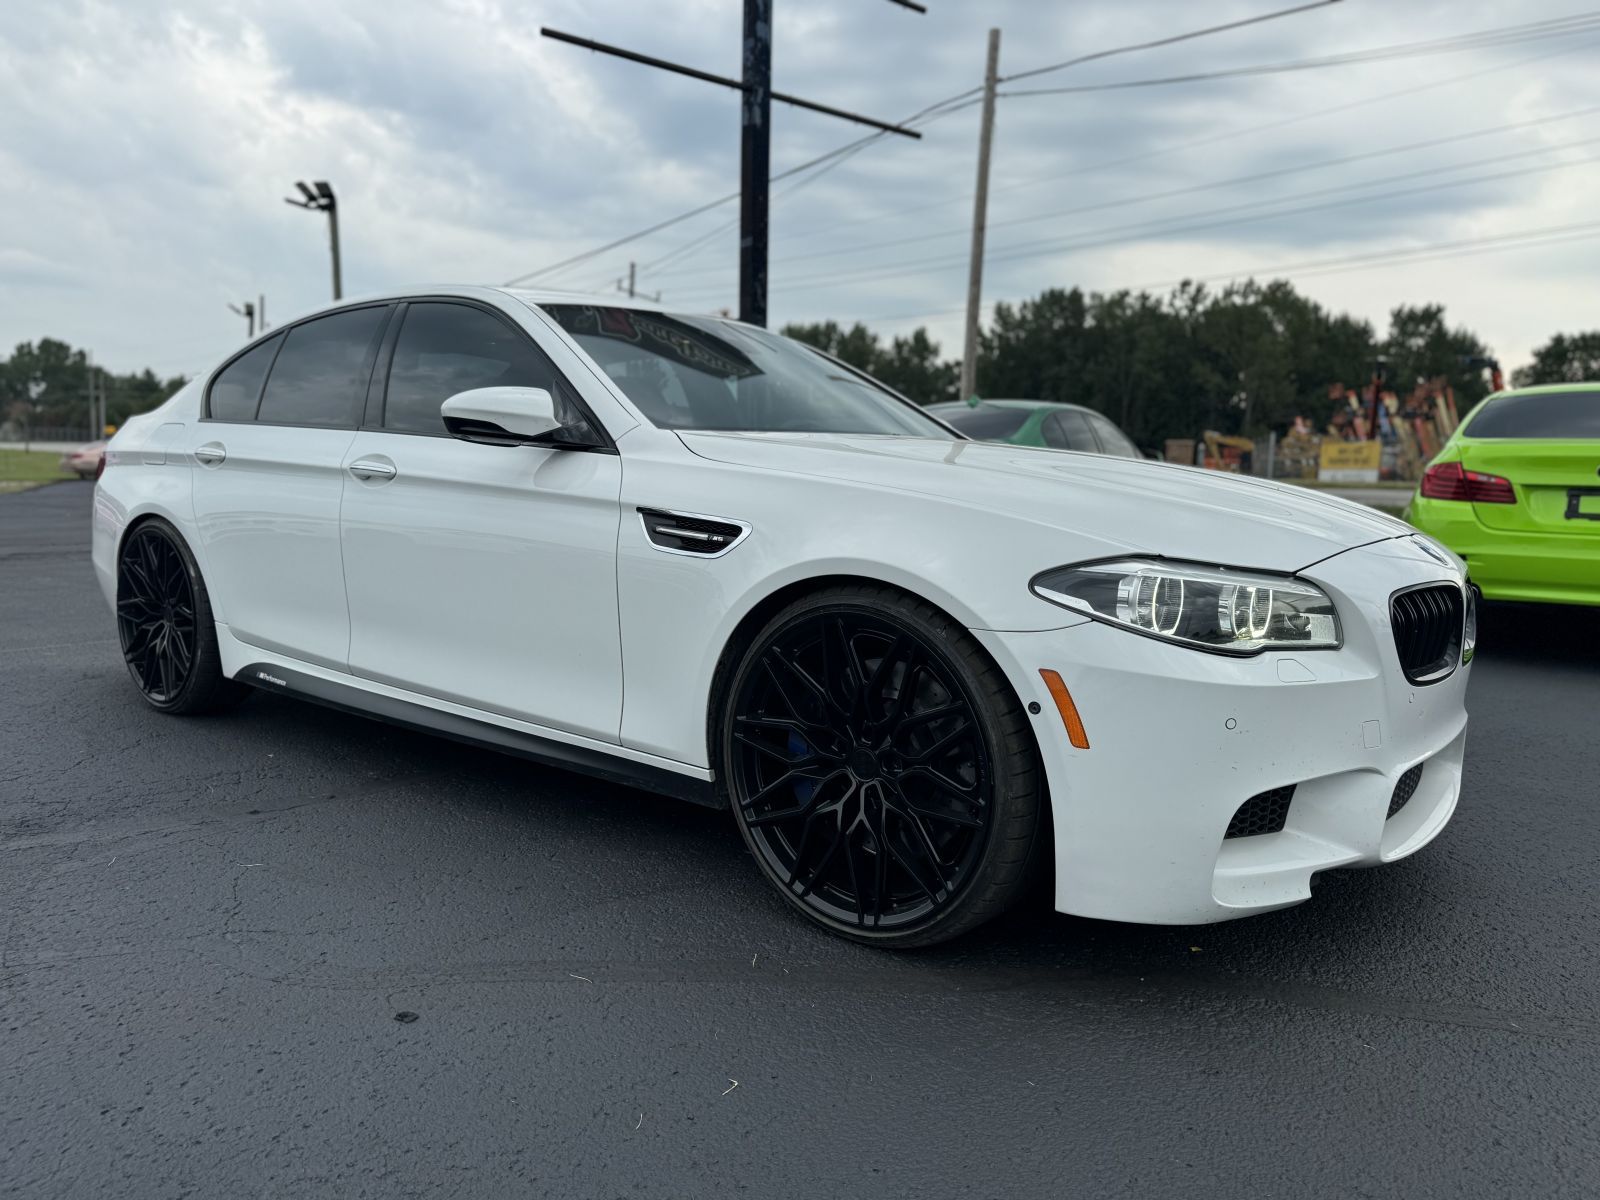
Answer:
xmin=4 ymin=481 xmax=1599 ymax=1199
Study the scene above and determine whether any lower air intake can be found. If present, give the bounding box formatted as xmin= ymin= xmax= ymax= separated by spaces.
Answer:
xmin=1225 ymin=785 xmax=1295 ymax=839
xmin=1388 ymin=762 xmax=1424 ymax=819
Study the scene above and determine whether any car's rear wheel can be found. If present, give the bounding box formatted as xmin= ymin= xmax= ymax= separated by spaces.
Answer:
xmin=116 ymin=519 xmax=246 ymax=715
xmin=719 ymin=584 xmax=1042 ymax=948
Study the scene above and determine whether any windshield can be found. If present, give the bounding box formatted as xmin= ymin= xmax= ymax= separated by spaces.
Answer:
xmin=936 ymin=405 xmax=1034 ymax=441
xmin=539 ymin=304 xmax=952 ymax=438
xmin=1465 ymin=390 xmax=1600 ymax=439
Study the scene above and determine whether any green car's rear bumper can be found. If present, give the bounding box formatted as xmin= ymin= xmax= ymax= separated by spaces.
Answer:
xmin=1408 ymin=495 xmax=1600 ymax=607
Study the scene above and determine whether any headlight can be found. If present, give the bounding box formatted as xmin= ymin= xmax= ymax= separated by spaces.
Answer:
xmin=1031 ymin=558 xmax=1342 ymax=655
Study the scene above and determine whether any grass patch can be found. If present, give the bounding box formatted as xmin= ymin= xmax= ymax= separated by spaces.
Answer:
xmin=0 ymin=448 xmax=77 ymax=492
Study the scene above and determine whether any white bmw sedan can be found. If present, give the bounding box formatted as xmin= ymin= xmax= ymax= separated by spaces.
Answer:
xmin=94 ymin=287 xmax=1474 ymax=946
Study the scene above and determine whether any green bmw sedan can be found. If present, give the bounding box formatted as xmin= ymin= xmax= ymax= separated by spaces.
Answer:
xmin=1407 ymin=384 xmax=1600 ymax=607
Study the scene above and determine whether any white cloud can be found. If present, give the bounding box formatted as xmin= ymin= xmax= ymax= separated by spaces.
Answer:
xmin=2 ymin=0 xmax=1597 ymax=377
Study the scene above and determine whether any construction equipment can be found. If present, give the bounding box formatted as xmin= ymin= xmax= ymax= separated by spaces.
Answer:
xmin=1201 ymin=431 xmax=1255 ymax=473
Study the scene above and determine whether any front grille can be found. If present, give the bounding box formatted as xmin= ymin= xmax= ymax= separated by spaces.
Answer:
xmin=1390 ymin=584 xmax=1465 ymax=685
xmin=1225 ymin=785 xmax=1295 ymax=839
xmin=1387 ymin=762 xmax=1424 ymax=819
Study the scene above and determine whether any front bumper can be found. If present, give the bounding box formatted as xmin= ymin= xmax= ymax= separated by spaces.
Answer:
xmin=974 ymin=536 xmax=1471 ymax=925
xmin=1409 ymin=494 xmax=1600 ymax=607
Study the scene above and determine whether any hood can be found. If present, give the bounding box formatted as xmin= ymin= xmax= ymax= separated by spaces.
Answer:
xmin=679 ymin=431 xmax=1411 ymax=573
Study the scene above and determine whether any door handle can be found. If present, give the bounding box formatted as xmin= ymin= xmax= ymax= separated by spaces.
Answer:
xmin=193 ymin=443 xmax=226 ymax=467
xmin=348 ymin=459 xmax=397 ymax=481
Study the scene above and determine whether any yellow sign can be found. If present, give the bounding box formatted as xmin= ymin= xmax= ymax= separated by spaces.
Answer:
xmin=1318 ymin=440 xmax=1381 ymax=483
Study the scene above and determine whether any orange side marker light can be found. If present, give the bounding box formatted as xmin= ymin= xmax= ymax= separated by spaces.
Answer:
xmin=1038 ymin=669 xmax=1090 ymax=750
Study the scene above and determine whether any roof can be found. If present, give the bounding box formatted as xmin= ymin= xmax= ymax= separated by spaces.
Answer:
xmin=926 ymin=399 xmax=1094 ymax=413
xmin=1493 ymin=382 xmax=1600 ymax=396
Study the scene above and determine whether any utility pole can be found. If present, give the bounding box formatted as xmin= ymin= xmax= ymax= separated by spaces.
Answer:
xmin=229 ymin=301 xmax=257 ymax=337
xmin=259 ymin=294 xmax=268 ymax=332
xmin=960 ymin=28 xmax=1001 ymax=403
xmin=540 ymin=7 xmax=919 ymax=328
xmin=616 ymin=265 xmax=661 ymax=303
xmin=285 ymin=181 xmax=341 ymax=300
xmin=739 ymin=0 xmax=772 ymax=326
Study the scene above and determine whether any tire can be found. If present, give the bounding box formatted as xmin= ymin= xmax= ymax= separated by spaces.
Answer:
xmin=716 ymin=583 xmax=1042 ymax=948
xmin=116 ymin=518 xmax=249 ymax=715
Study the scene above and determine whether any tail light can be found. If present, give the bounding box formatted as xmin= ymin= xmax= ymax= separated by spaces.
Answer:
xmin=1420 ymin=460 xmax=1515 ymax=504
xmin=94 ymin=453 xmax=108 ymax=482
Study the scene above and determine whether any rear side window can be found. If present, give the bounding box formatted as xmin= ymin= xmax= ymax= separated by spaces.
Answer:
xmin=257 ymin=306 xmax=389 ymax=428
xmin=207 ymin=335 xmax=282 ymax=421
xmin=1085 ymin=411 xmax=1141 ymax=458
xmin=1466 ymin=391 xmax=1600 ymax=439
xmin=1043 ymin=409 xmax=1097 ymax=451
xmin=383 ymin=303 xmax=565 ymax=435
xmin=946 ymin=406 xmax=1032 ymax=441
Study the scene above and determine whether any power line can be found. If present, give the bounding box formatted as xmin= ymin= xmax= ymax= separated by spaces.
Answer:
xmin=651 ymin=104 xmax=1600 ymax=281
xmin=1000 ymin=0 xmax=1342 ymax=84
xmin=1003 ymin=12 xmax=1600 ymax=97
xmin=757 ymin=32 xmax=1600 ymax=255
xmin=501 ymin=92 xmax=979 ymax=289
xmin=666 ymin=146 xmax=1600 ymax=298
xmin=810 ymin=219 xmax=1600 ymax=328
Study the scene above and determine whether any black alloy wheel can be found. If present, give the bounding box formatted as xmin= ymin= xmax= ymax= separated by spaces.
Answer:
xmin=116 ymin=520 xmax=245 ymax=715
xmin=721 ymin=585 xmax=1041 ymax=947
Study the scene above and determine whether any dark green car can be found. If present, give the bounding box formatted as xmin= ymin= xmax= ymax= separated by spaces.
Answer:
xmin=927 ymin=399 xmax=1143 ymax=457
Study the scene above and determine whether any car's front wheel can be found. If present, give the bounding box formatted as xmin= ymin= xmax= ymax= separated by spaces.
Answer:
xmin=116 ymin=518 xmax=247 ymax=715
xmin=719 ymin=584 xmax=1043 ymax=948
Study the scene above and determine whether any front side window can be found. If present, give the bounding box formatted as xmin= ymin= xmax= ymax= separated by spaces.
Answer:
xmin=382 ymin=302 xmax=593 ymax=439
xmin=1465 ymin=390 xmax=1600 ymax=439
xmin=207 ymin=334 xmax=282 ymax=421
xmin=1086 ymin=411 xmax=1142 ymax=458
xmin=257 ymin=306 xmax=388 ymax=428
xmin=539 ymin=304 xmax=951 ymax=438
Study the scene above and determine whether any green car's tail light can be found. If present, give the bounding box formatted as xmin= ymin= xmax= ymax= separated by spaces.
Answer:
xmin=1421 ymin=460 xmax=1516 ymax=503
xmin=1032 ymin=558 xmax=1342 ymax=655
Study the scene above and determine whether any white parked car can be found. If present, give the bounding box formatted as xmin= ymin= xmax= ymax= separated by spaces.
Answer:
xmin=94 ymin=288 xmax=1475 ymax=946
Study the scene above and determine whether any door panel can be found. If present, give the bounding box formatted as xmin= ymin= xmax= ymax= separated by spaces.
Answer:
xmin=190 ymin=425 xmax=358 ymax=667
xmin=339 ymin=432 xmax=624 ymax=740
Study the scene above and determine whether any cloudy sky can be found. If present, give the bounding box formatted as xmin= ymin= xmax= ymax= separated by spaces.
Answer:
xmin=3 ymin=0 xmax=1598 ymax=379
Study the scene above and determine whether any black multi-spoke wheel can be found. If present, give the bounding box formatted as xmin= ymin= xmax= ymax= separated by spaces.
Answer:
xmin=116 ymin=519 xmax=246 ymax=715
xmin=720 ymin=585 xmax=1041 ymax=947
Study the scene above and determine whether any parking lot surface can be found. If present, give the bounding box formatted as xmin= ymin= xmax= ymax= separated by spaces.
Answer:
xmin=4 ymin=481 xmax=1599 ymax=1199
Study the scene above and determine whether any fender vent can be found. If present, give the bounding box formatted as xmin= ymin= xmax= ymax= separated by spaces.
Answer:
xmin=638 ymin=508 xmax=748 ymax=557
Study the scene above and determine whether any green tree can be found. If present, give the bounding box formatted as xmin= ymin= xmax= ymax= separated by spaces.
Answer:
xmin=1381 ymin=304 xmax=1491 ymax=413
xmin=1512 ymin=332 xmax=1600 ymax=386
xmin=779 ymin=321 xmax=881 ymax=372
xmin=780 ymin=320 xmax=957 ymax=404
xmin=0 ymin=340 xmax=186 ymax=434
xmin=873 ymin=328 xmax=958 ymax=405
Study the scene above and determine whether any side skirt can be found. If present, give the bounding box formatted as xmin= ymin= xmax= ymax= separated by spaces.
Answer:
xmin=234 ymin=662 xmax=721 ymax=809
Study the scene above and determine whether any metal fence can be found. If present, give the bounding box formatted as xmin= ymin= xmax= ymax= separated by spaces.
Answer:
xmin=0 ymin=423 xmax=95 ymax=445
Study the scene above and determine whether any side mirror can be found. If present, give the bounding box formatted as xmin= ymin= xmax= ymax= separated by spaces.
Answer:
xmin=441 ymin=386 xmax=562 ymax=446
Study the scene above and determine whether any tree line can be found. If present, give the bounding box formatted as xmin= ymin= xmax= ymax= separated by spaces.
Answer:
xmin=3 ymin=282 xmax=1596 ymax=444
xmin=1 ymin=339 xmax=188 ymax=436
xmin=785 ymin=279 xmax=1599 ymax=449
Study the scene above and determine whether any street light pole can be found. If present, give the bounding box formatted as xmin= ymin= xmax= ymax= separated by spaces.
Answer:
xmin=285 ymin=181 xmax=342 ymax=301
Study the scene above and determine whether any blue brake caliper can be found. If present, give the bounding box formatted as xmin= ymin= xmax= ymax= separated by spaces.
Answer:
xmin=788 ymin=730 xmax=816 ymax=804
